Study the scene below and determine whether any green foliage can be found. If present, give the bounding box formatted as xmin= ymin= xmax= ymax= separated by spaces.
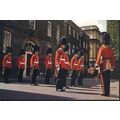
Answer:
xmin=107 ymin=20 xmax=119 ymax=59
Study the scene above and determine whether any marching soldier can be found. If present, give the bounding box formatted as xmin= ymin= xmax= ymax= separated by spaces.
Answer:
xmin=95 ymin=32 xmax=115 ymax=96
xmin=17 ymin=49 xmax=26 ymax=82
xmin=63 ymin=45 xmax=70 ymax=88
xmin=55 ymin=36 xmax=66 ymax=91
xmin=70 ymin=49 xmax=79 ymax=87
xmin=2 ymin=47 xmax=12 ymax=83
xmin=44 ymin=47 xmax=53 ymax=84
xmin=78 ymin=51 xmax=85 ymax=86
xmin=30 ymin=45 xmax=40 ymax=86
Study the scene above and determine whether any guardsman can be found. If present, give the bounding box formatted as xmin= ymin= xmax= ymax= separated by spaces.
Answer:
xmin=78 ymin=51 xmax=85 ymax=86
xmin=44 ymin=47 xmax=53 ymax=84
xmin=63 ymin=45 xmax=70 ymax=88
xmin=30 ymin=45 xmax=40 ymax=86
xmin=95 ymin=32 xmax=115 ymax=96
xmin=55 ymin=36 xmax=66 ymax=92
xmin=70 ymin=49 xmax=79 ymax=87
xmin=2 ymin=47 xmax=12 ymax=83
xmin=17 ymin=49 xmax=26 ymax=82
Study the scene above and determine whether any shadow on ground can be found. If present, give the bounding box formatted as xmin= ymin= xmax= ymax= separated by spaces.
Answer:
xmin=0 ymin=89 xmax=74 ymax=101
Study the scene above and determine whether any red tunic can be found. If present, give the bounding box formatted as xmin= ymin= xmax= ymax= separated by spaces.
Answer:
xmin=30 ymin=54 xmax=40 ymax=69
xmin=55 ymin=48 xmax=64 ymax=68
xmin=70 ymin=55 xmax=79 ymax=71
xmin=64 ymin=54 xmax=69 ymax=70
xmin=59 ymin=51 xmax=66 ymax=69
xmin=78 ymin=57 xmax=84 ymax=71
xmin=96 ymin=45 xmax=115 ymax=71
xmin=45 ymin=54 xmax=52 ymax=69
xmin=2 ymin=55 xmax=12 ymax=69
xmin=18 ymin=56 xmax=25 ymax=69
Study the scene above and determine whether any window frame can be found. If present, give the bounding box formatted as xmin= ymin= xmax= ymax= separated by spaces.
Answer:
xmin=3 ymin=31 xmax=12 ymax=52
xmin=47 ymin=21 xmax=52 ymax=37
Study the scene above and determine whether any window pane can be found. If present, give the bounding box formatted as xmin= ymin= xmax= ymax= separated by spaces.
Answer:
xmin=47 ymin=21 xmax=52 ymax=37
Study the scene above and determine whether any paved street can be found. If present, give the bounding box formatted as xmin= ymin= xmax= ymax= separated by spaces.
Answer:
xmin=0 ymin=78 xmax=119 ymax=100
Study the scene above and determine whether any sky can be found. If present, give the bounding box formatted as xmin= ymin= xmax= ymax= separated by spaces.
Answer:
xmin=73 ymin=20 xmax=106 ymax=32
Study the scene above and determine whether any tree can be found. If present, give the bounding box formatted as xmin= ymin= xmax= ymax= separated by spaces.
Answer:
xmin=107 ymin=20 xmax=119 ymax=60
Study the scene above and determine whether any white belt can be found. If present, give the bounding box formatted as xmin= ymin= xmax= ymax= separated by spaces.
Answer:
xmin=48 ymin=62 xmax=52 ymax=64
xmin=65 ymin=62 xmax=69 ymax=64
xmin=6 ymin=62 xmax=11 ymax=63
xmin=74 ymin=64 xmax=78 ymax=66
xmin=34 ymin=62 xmax=39 ymax=63
xmin=20 ymin=63 xmax=25 ymax=64
xmin=60 ymin=59 xmax=65 ymax=61
xmin=81 ymin=65 xmax=84 ymax=67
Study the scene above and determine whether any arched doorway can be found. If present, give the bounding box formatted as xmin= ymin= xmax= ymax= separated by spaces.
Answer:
xmin=23 ymin=41 xmax=36 ymax=78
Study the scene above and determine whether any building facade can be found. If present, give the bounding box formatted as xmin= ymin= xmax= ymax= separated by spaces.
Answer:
xmin=0 ymin=20 xmax=89 ymax=78
xmin=81 ymin=25 xmax=102 ymax=64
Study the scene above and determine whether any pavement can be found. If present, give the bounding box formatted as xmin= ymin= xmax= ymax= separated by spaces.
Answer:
xmin=0 ymin=77 xmax=119 ymax=101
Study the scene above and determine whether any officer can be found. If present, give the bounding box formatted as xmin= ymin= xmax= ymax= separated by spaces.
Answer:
xmin=78 ymin=51 xmax=85 ymax=86
xmin=2 ymin=47 xmax=12 ymax=83
xmin=63 ymin=45 xmax=70 ymax=88
xmin=44 ymin=47 xmax=53 ymax=84
xmin=17 ymin=49 xmax=26 ymax=82
xmin=95 ymin=32 xmax=115 ymax=96
xmin=30 ymin=45 xmax=40 ymax=86
xmin=55 ymin=36 xmax=66 ymax=92
xmin=70 ymin=49 xmax=79 ymax=87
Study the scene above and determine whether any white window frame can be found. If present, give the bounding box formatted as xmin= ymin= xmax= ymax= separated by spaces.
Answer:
xmin=56 ymin=26 xmax=60 ymax=42
xmin=69 ymin=26 xmax=71 ymax=35
xmin=68 ymin=43 xmax=71 ymax=55
xmin=29 ymin=20 xmax=36 ymax=30
xmin=73 ymin=44 xmax=75 ymax=49
xmin=3 ymin=31 xmax=12 ymax=52
xmin=73 ymin=29 xmax=75 ymax=38
xmin=47 ymin=21 xmax=52 ymax=37
xmin=77 ymin=33 xmax=79 ymax=39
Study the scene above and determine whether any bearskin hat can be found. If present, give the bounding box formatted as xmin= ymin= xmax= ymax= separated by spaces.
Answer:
xmin=46 ymin=48 xmax=53 ymax=55
xmin=58 ymin=36 xmax=67 ymax=46
xmin=6 ymin=47 xmax=12 ymax=53
xmin=33 ymin=45 xmax=40 ymax=52
xmin=101 ymin=32 xmax=111 ymax=45
xmin=20 ymin=49 xmax=26 ymax=55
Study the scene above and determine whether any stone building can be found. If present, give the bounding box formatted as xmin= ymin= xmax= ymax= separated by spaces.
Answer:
xmin=0 ymin=20 xmax=89 ymax=78
xmin=81 ymin=25 xmax=102 ymax=64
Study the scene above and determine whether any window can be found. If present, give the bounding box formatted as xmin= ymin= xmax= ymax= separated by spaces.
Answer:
xmin=47 ymin=21 xmax=52 ymax=37
xmin=3 ymin=31 xmax=12 ymax=52
xmin=69 ymin=26 xmax=71 ymax=35
xmin=68 ymin=43 xmax=71 ymax=55
xmin=73 ymin=44 xmax=75 ymax=49
xmin=29 ymin=20 xmax=36 ymax=30
xmin=56 ymin=26 xmax=60 ymax=41
xmin=77 ymin=33 xmax=79 ymax=39
xmin=73 ymin=29 xmax=75 ymax=37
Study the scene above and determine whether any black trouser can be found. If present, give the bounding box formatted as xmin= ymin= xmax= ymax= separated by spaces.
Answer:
xmin=0 ymin=67 xmax=2 ymax=79
xmin=18 ymin=69 xmax=24 ymax=82
xmin=45 ymin=68 xmax=51 ymax=84
xmin=3 ymin=68 xmax=11 ymax=83
xmin=102 ymin=70 xmax=111 ymax=96
xmin=71 ymin=70 xmax=78 ymax=86
xmin=78 ymin=71 xmax=84 ymax=85
xmin=63 ymin=70 xmax=68 ymax=87
xmin=56 ymin=68 xmax=66 ymax=90
xmin=32 ymin=69 xmax=39 ymax=84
